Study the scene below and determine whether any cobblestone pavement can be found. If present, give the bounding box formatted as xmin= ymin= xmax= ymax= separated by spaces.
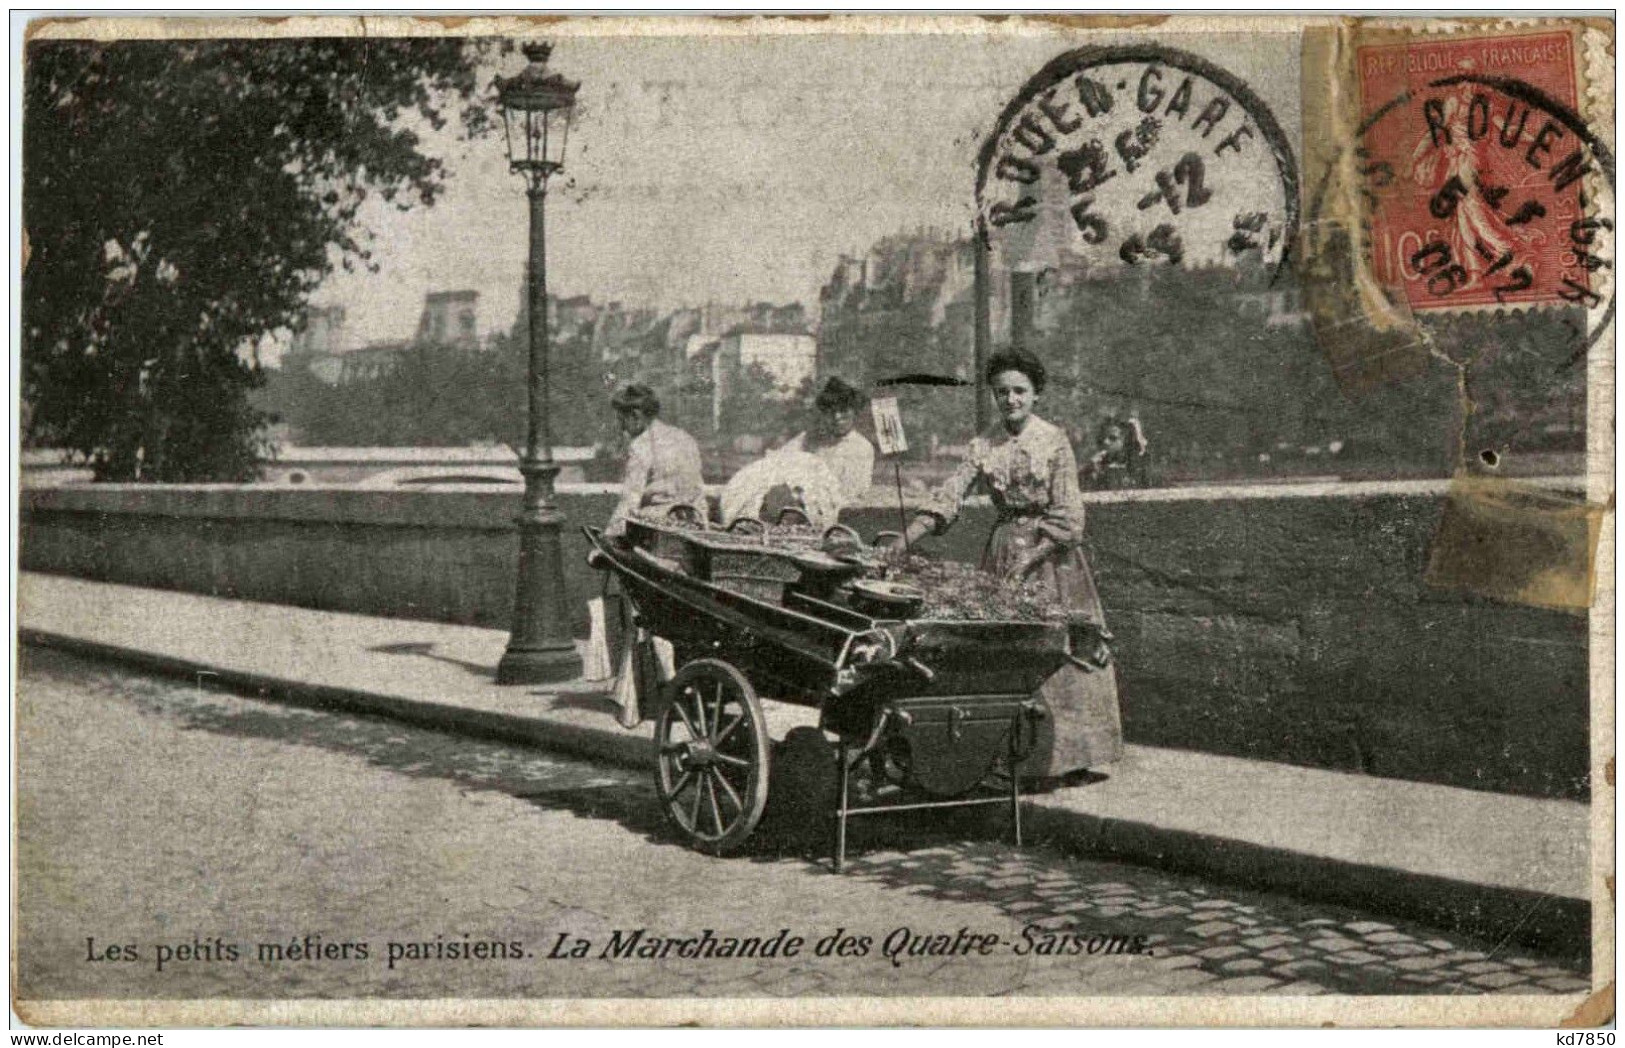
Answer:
xmin=16 ymin=646 xmax=1588 ymax=1002
xmin=835 ymin=847 xmax=1590 ymax=996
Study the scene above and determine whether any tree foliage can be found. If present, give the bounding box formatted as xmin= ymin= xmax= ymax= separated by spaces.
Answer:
xmin=263 ymin=324 xmax=612 ymax=451
xmin=22 ymin=36 xmax=500 ymax=480
xmin=718 ymin=361 xmax=788 ymax=440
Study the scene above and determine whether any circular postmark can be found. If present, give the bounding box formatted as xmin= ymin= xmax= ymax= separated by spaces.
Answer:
xmin=1310 ymin=33 xmax=1615 ymax=369
xmin=975 ymin=44 xmax=1300 ymax=279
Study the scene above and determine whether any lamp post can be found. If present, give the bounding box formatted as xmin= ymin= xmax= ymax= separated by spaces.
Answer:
xmin=494 ymin=42 xmax=583 ymax=685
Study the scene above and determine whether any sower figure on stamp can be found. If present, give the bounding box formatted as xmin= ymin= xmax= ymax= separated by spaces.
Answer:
xmin=597 ymin=384 xmax=705 ymax=727
xmin=897 ymin=348 xmax=1123 ymax=784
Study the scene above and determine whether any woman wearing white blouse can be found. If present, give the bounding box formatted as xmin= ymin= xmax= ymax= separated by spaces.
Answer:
xmin=780 ymin=377 xmax=875 ymax=499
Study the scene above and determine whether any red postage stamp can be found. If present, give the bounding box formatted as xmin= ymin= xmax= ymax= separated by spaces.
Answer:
xmin=1355 ymin=30 xmax=1604 ymax=313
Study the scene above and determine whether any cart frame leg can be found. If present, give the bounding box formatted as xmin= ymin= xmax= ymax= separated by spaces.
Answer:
xmin=835 ymin=740 xmax=851 ymax=872
xmin=1008 ymin=725 xmax=1023 ymax=848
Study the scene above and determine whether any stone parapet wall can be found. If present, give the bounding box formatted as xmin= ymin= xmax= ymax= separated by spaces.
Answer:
xmin=20 ymin=481 xmax=1589 ymax=800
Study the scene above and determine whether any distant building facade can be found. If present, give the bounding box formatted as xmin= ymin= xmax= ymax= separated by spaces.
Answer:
xmin=417 ymin=290 xmax=481 ymax=348
xmin=285 ymin=305 xmax=350 ymax=383
xmin=703 ymin=331 xmax=816 ymax=431
xmin=816 ymin=227 xmax=1335 ymax=462
xmin=337 ymin=342 xmax=411 ymax=384
xmin=817 ymin=228 xmax=1011 ymax=392
xmin=719 ymin=332 xmax=816 ymax=393
xmin=665 ymin=305 xmax=813 ymax=435
xmin=287 ymin=291 xmax=484 ymax=386
xmin=289 ymin=304 xmax=348 ymax=355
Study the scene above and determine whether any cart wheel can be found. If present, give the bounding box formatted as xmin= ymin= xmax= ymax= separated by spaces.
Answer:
xmin=655 ymin=659 xmax=772 ymax=855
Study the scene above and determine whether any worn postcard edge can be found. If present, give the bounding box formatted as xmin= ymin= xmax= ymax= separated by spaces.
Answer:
xmin=10 ymin=10 xmax=1617 ymax=1029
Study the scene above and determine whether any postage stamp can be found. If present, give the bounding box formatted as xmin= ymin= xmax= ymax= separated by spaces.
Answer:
xmin=11 ymin=12 xmax=1615 ymax=1032
xmin=1299 ymin=20 xmax=1614 ymax=395
xmin=1354 ymin=30 xmax=1605 ymax=315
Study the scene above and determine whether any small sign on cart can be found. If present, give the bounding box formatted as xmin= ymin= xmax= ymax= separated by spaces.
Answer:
xmin=871 ymin=395 xmax=908 ymax=455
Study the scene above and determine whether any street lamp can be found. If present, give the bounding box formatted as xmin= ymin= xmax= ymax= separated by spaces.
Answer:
xmin=494 ymin=41 xmax=583 ymax=685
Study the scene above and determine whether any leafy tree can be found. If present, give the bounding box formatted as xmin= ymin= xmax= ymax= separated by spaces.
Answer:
xmin=268 ymin=324 xmax=610 ymax=451
xmin=22 ymin=36 xmax=501 ymax=480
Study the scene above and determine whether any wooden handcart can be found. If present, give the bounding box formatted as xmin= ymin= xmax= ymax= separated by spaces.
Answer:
xmin=586 ymin=516 xmax=1080 ymax=869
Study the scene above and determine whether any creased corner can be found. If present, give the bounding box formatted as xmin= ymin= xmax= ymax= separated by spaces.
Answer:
xmin=1298 ymin=22 xmax=1431 ymax=398
xmin=1425 ymin=476 xmax=1606 ymax=612
xmin=1559 ymin=982 xmax=1614 ymax=1028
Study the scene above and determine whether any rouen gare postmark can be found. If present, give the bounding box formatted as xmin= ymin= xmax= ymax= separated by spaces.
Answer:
xmin=976 ymin=44 xmax=1299 ymax=278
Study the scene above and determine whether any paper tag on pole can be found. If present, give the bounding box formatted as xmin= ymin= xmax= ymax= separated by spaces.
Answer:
xmin=871 ymin=395 xmax=908 ymax=455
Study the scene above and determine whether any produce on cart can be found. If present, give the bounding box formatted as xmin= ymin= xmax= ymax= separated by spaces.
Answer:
xmin=891 ymin=556 xmax=1073 ymax=623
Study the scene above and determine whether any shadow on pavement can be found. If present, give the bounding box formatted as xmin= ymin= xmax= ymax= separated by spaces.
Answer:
xmin=545 ymin=692 xmax=626 ymax=718
xmin=367 ymin=641 xmax=495 ymax=679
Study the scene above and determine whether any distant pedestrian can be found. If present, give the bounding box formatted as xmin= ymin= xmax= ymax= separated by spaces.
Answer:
xmin=1082 ymin=415 xmax=1151 ymax=490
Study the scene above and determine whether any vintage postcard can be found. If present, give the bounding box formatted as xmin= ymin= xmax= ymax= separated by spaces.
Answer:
xmin=13 ymin=12 xmax=1615 ymax=1029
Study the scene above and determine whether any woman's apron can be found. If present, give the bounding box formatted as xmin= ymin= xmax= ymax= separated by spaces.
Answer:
xmin=981 ymin=513 xmax=1124 ymax=777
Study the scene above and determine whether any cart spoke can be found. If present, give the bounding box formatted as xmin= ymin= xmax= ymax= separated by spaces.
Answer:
xmin=708 ymin=682 xmax=725 ymax=742
xmin=666 ymin=767 xmax=696 ymax=803
xmin=713 ymin=752 xmax=751 ymax=769
xmin=704 ymin=774 xmax=725 ymax=835
xmin=708 ymin=766 xmax=743 ymax=814
xmin=671 ymin=692 xmax=701 ymax=740
xmin=713 ymin=712 xmax=745 ymax=749
xmin=687 ymin=772 xmax=705 ymax=830
xmin=691 ymin=685 xmax=709 ymax=738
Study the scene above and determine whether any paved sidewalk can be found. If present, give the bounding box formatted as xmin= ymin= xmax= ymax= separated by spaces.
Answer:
xmin=17 ymin=572 xmax=1592 ymax=960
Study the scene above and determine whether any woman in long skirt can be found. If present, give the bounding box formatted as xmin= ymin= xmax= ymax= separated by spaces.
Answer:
xmin=600 ymin=384 xmax=704 ymax=726
xmin=899 ymin=348 xmax=1123 ymax=779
